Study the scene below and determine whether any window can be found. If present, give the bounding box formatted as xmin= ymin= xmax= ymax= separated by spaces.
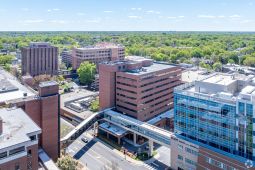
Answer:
xmin=28 ymin=149 xmax=32 ymax=157
xmin=185 ymin=158 xmax=196 ymax=166
xmin=9 ymin=146 xmax=25 ymax=156
xmin=0 ymin=151 xmax=7 ymax=159
xmin=178 ymin=155 xmax=183 ymax=161
xmin=186 ymin=147 xmax=198 ymax=156
xmin=29 ymin=135 xmax=36 ymax=141
xmin=178 ymin=144 xmax=183 ymax=150
xmin=205 ymin=157 xmax=211 ymax=163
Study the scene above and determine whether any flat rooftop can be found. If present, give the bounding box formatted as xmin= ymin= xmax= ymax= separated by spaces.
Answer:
xmin=99 ymin=122 xmax=127 ymax=136
xmin=76 ymin=43 xmax=123 ymax=50
xmin=0 ymin=108 xmax=41 ymax=149
xmin=125 ymin=63 xmax=176 ymax=76
xmin=176 ymin=72 xmax=255 ymax=103
xmin=0 ymin=68 xmax=36 ymax=103
xmin=39 ymin=81 xmax=58 ymax=88
xmin=181 ymin=69 xmax=211 ymax=82
xmin=61 ymin=89 xmax=98 ymax=120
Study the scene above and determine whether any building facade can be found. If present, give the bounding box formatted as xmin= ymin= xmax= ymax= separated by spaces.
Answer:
xmin=173 ymin=73 xmax=255 ymax=169
xmin=21 ymin=42 xmax=58 ymax=76
xmin=61 ymin=49 xmax=72 ymax=67
xmin=0 ymin=68 xmax=60 ymax=161
xmin=72 ymin=43 xmax=125 ymax=70
xmin=0 ymin=108 xmax=41 ymax=170
xmin=99 ymin=56 xmax=182 ymax=121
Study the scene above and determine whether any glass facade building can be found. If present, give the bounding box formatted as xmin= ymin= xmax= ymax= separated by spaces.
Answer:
xmin=174 ymin=73 xmax=255 ymax=162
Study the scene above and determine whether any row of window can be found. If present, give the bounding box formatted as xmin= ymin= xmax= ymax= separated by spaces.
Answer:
xmin=205 ymin=157 xmax=236 ymax=170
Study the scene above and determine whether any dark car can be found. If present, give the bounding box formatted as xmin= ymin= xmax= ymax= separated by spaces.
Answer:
xmin=81 ymin=137 xmax=88 ymax=143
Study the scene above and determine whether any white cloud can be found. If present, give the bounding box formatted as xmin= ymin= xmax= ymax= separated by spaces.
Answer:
xmin=218 ymin=15 xmax=225 ymax=18
xmin=146 ymin=10 xmax=160 ymax=14
xmin=128 ymin=15 xmax=142 ymax=19
xmin=104 ymin=11 xmax=113 ymax=13
xmin=240 ymin=19 xmax=253 ymax=24
xmin=49 ymin=20 xmax=67 ymax=24
xmin=85 ymin=19 xmax=101 ymax=23
xmin=197 ymin=15 xmax=216 ymax=19
xmin=167 ymin=16 xmax=185 ymax=19
xmin=47 ymin=8 xmax=60 ymax=12
xmin=229 ymin=14 xmax=241 ymax=18
xmin=131 ymin=8 xmax=142 ymax=11
xmin=167 ymin=16 xmax=177 ymax=19
xmin=23 ymin=19 xmax=44 ymax=23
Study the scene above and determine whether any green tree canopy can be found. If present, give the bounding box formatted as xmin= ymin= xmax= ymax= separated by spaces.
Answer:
xmin=212 ymin=62 xmax=222 ymax=71
xmin=77 ymin=61 xmax=96 ymax=85
xmin=57 ymin=155 xmax=78 ymax=170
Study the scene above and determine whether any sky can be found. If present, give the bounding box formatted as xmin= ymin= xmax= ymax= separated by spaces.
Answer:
xmin=0 ymin=0 xmax=254 ymax=31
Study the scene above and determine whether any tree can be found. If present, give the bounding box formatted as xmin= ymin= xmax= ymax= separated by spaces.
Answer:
xmin=77 ymin=61 xmax=96 ymax=85
xmin=243 ymin=55 xmax=255 ymax=67
xmin=199 ymin=61 xmax=211 ymax=70
xmin=57 ymin=155 xmax=78 ymax=170
xmin=90 ymin=98 xmax=99 ymax=112
xmin=212 ymin=62 xmax=222 ymax=72
xmin=3 ymin=64 xmax=11 ymax=72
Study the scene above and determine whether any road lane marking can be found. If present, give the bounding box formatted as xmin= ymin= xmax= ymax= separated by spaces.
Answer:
xmin=151 ymin=162 xmax=159 ymax=167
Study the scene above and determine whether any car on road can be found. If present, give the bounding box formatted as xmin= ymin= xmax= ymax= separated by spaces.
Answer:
xmin=81 ymin=137 xmax=88 ymax=143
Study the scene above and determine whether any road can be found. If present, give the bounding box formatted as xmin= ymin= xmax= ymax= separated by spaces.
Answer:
xmin=150 ymin=146 xmax=170 ymax=170
xmin=66 ymin=132 xmax=168 ymax=170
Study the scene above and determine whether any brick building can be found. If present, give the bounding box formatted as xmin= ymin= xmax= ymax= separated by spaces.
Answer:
xmin=21 ymin=42 xmax=58 ymax=76
xmin=72 ymin=42 xmax=125 ymax=70
xmin=0 ymin=68 xmax=60 ymax=162
xmin=99 ymin=56 xmax=182 ymax=121
xmin=0 ymin=108 xmax=41 ymax=170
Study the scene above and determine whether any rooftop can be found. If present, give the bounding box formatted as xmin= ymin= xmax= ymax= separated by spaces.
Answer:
xmin=125 ymin=63 xmax=176 ymax=76
xmin=76 ymin=42 xmax=123 ymax=50
xmin=99 ymin=122 xmax=127 ymax=136
xmin=39 ymin=81 xmax=58 ymax=88
xmin=176 ymin=72 xmax=255 ymax=104
xmin=181 ymin=68 xmax=211 ymax=83
xmin=0 ymin=108 xmax=41 ymax=150
xmin=0 ymin=68 xmax=36 ymax=103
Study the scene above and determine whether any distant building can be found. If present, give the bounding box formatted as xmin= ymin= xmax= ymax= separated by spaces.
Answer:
xmin=61 ymin=49 xmax=72 ymax=67
xmin=173 ymin=73 xmax=255 ymax=169
xmin=99 ymin=56 xmax=182 ymax=121
xmin=21 ymin=42 xmax=58 ymax=76
xmin=72 ymin=42 xmax=125 ymax=70
xmin=0 ymin=68 xmax=60 ymax=161
xmin=0 ymin=108 xmax=41 ymax=170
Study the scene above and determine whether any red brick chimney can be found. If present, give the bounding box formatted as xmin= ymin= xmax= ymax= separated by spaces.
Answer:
xmin=0 ymin=117 xmax=3 ymax=135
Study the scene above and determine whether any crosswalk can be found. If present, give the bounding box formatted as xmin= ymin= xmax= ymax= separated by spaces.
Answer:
xmin=143 ymin=163 xmax=157 ymax=170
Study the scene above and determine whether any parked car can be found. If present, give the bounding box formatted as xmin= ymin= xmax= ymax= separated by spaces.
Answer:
xmin=81 ymin=137 xmax=88 ymax=143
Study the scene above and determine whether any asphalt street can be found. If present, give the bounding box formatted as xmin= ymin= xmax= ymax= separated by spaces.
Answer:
xmin=67 ymin=132 xmax=170 ymax=170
